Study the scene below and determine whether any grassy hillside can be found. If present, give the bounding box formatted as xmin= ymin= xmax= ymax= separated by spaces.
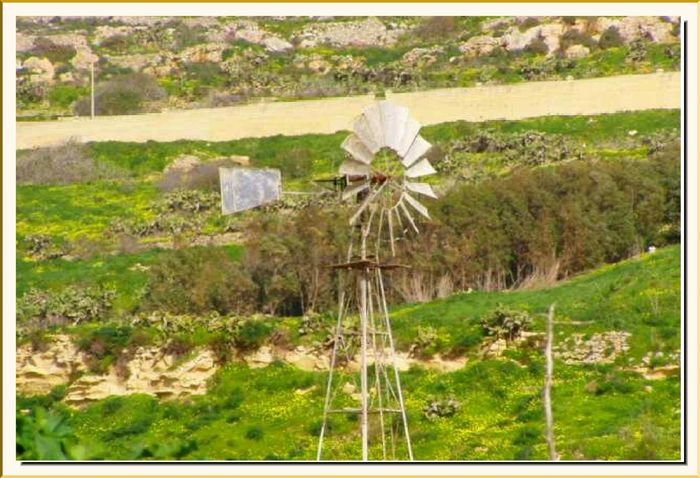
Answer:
xmin=17 ymin=245 xmax=681 ymax=461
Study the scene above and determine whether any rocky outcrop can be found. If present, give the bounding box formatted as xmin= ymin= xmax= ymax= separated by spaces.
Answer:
xmin=501 ymin=23 xmax=565 ymax=55
xmin=401 ymin=47 xmax=444 ymax=67
xmin=459 ymin=36 xmax=502 ymax=58
xmin=21 ymin=57 xmax=55 ymax=84
xmin=565 ymin=44 xmax=590 ymax=60
xmin=555 ymin=331 xmax=631 ymax=364
xmin=180 ymin=43 xmax=227 ymax=64
xmin=297 ymin=18 xmax=406 ymax=48
xmin=16 ymin=335 xmax=86 ymax=395
xmin=262 ymin=37 xmax=293 ymax=54
xmin=227 ymin=21 xmax=291 ymax=54
xmin=596 ymin=16 xmax=678 ymax=44
xmin=64 ymin=347 xmax=218 ymax=407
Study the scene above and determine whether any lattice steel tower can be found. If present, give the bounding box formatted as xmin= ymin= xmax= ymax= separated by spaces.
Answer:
xmin=316 ymin=102 xmax=437 ymax=461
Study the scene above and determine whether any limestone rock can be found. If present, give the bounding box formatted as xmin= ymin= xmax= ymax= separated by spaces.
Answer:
xmin=164 ymin=154 xmax=201 ymax=173
xmin=459 ymin=35 xmax=501 ymax=58
xmin=555 ymin=331 xmax=631 ymax=364
xmin=22 ymin=57 xmax=55 ymax=84
xmin=180 ymin=43 xmax=227 ymax=64
xmin=401 ymin=47 xmax=444 ymax=67
xmin=63 ymin=348 xmax=218 ymax=407
xmin=70 ymin=49 xmax=99 ymax=71
xmin=244 ymin=345 xmax=276 ymax=368
xmin=565 ymin=44 xmax=590 ymax=59
xmin=16 ymin=335 xmax=86 ymax=396
xmin=230 ymin=21 xmax=268 ymax=45
xmin=596 ymin=16 xmax=678 ymax=44
xmin=481 ymin=17 xmax=515 ymax=32
xmin=263 ymin=37 xmax=293 ymax=53
xmin=298 ymin=18 xmax=406 ymax=48
xmin=16 ymin=32 xmax=36 ymax=52
xmin=284 ymin=346 xmax=328 ymax=371
xmin=482 ymin=338 xmax=508 ymax=358
xmin=501 ymin=23 xmax=564 ymax=54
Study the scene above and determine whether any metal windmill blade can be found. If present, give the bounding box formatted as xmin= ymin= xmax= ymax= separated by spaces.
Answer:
xmin=338 ymin=101 xmax=438 ymax=251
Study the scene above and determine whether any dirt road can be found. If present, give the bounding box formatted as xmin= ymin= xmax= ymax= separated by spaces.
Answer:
xmin=16 ymin=72 xmax=680 ymax=150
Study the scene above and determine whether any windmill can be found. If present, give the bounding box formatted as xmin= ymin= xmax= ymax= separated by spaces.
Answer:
xmin=219 ymin=101 xmax=437 ymax=461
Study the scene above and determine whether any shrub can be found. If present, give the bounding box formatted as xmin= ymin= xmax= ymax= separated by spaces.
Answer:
xmin=74 ymin=73 xmax=166 ymax=116
xmin=16 ymin=140 xmax=125 ymax=185
xmin=159 ymin=158 xmax=244 ymax=192
xmin=233 ymin=320 xmax=272 ymax=351
xmin=423 ymin=397 xmax=461 ymax=420
xmin=22 ymin=234 xmax=67 ymax=260
xmin=17 ymin=286 xmax=116 ymax=330
xmin=524 ymin=34 xmax=550 ymax=56
xmin=76 ymin=325 xmax=133 ymax=374
xmin=16 ymin=406 xmax=79 ymax=460
xmin=559 ymin=29 xmax=597 ymax=51
xmin=143 ymin=247 xmax=255 ymax=315
xmin=598 ymin=26 xmax=624 ymax=49
xmin=30 ymin=37 xmax=77 ymax=64
xmin=480 ymin=306 xmax=533 ymax=342
xmin=413 ymin=17 xmax=460 ymax=41
xmin=628 ymin=39 xmax=649 ymax=63
xmin=49 ymin=85 xmax=86 ymax=109
xmin=518 ymin=17 xmax=541 ymax=32
xmin=99 ymin=34 xmax=133 ymax=54
xmin=245 ymin=426 xmax=264 ymax=440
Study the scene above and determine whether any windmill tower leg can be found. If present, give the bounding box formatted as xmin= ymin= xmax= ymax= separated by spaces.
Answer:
xmin=376 ymin=268 xmax=414 ymax=460
xmin=359 ymin=268 xmax=370 ymax=461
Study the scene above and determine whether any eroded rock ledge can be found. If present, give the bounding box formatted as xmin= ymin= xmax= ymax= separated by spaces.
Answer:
xmin=16 ymin=335 xmax=466 ymax=407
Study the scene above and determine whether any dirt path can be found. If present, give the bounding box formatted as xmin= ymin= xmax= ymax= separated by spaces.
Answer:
xmin=16 ymin=72 xmax=680 ymax=150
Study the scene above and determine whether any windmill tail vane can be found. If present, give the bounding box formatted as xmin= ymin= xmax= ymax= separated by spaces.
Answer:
xmin=218 ymin=101 xmax=438 ymax=461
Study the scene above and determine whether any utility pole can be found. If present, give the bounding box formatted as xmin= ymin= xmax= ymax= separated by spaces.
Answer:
xmin=90 ymin=61 xmax=95 ymax=120
xmin=544 ymin=303 xmax=559 ymax=461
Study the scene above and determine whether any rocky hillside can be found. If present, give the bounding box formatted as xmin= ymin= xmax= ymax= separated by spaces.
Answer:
xmin=16 ymin=15 xmax=680 ymax=118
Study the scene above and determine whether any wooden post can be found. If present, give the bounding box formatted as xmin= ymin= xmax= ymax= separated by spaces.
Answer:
xmin=544 ymin=303 xmax=559 ymax=461
xmin=90 ymin=61 xmax=95 ymax=120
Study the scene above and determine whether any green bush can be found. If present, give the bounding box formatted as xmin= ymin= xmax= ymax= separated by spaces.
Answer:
xmin=76 ymin=325 xmax=133 ymax=374
xmin=480 ymin=306 xmax=533 ymax=342
xmin=524 ymin=35 xmax=550 ymax=55
xmin=143 ymin=246 xmax=255 ymax=315
xmin=30 ymin=37 xmax=77 ymax=64
xmin=74 ymin=73 xmax=166 ymax=116
xmin=49 ymin=85 xmax=86 ymax=109
xmin=233 ymin=320 xmax=272 ymax=351
xmin=598 ymin=26 xmax=624 ymax=49
xmin=245 ymin=426 xmax=265 ymax=440
xmin=17 ymin=286 xmax=116 ymax=330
